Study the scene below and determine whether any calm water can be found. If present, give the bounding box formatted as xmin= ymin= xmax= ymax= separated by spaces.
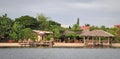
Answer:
xmin=0 ymin=48 xmax=120 ymax=59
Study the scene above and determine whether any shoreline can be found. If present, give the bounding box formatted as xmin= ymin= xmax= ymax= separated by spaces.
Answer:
xmin=0 ymin=43 xmax=120 ymax=48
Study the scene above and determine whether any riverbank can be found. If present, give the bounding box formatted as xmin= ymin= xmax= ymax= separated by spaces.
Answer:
xmin=0 ymin=43 xmax=21 ymax=47
xmin=0 ymin=43 xmax=120 ymax=48
xmin=112 ymin=43 xmax=120 ymax=48
xmin=53 ymin=43 xmax=84 ymax=48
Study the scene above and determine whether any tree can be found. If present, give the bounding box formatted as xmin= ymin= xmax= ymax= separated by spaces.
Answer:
xmin=50 ymin=25 xmax=61 ymax=39
xmin=13 ymin=22 xmax=24 ymax=33
xmin=72 ymin=18 xmax=81 ymax=30
xmin=37 ymin=14 xmax=62 ymax=39
xmin=107 ymin=27 xmax=117 ymax=35
xmin=73 ymin=24 xmax=80 ymax=30
xmin=48 ymin=20 xmax=61 ymax=26
xmin=10 ymin=15 xmax=38 ymax=41
xmin=85 ymin=24 xmax=90 ymax=26
xmin=90 ymin=25 xmax=99 ymax=31
xmin=21 ymin=28 xmax=38 ymax=41
xmin=37 ymin=14 xmax=49 ymax=30
xmin=100 ymin=25 xmax=107 ymax=31
xmin=15 ymin=15 xmax=38 ymax=29
xmin=0 ymin=14 xmax=13 ymax=38
xmin=48 ymin=20 xmax=61 ymax=31
xmin=9 ymin=32 xmax=18 ymax=41
xmin=114 ymin=28 xmax=120 ymax=42
xmin=77 ymin=18 xmax=80 ymax=25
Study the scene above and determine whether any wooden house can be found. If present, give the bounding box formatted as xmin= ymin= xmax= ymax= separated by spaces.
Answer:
xmin=33 ymin=30 xmax=53 ymax=41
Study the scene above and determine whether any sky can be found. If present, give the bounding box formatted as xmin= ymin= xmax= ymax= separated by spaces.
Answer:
xmin=0 ymin=0 xmax=120 ymax=27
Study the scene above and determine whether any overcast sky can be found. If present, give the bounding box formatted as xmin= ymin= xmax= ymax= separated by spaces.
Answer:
xmin=0 ymin=0 xmax=120 ymax=27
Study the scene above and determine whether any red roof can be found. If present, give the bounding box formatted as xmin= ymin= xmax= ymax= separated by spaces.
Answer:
xmin=114 ymin=25 xmax=120 ymax=28
xmin=80 ymin=26 xmax=90 ymax=30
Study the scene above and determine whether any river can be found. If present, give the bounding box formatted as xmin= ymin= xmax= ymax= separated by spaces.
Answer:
xmin=0 ymin=48 xmax=120 ymax=59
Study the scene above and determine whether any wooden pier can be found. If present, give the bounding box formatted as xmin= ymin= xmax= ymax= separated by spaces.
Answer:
xmin=19 ymin=41 xmax=54 ymax=47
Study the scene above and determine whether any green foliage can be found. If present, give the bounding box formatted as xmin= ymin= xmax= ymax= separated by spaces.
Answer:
xmin=52 ymin=25 xmax=61 ymax=39
xmin=45 ymin=35 xmax=53 ymax=41
xmin=72 ymin=24 xmax=80 ymax=30
xmin=114 ymin=28 xmax=120 ymax=42
xmin=49 ymin=21 xmax=61 ymax=39
xmin=65 ymin=33 xmax=75 ymax=39
xmin=100 ymin=25 xmax=106 ymax=31
xmin=9 ymin=32 xmax=18 ymax=41
xmin=15 ymin=15 xmax=38 ymax=29
xmin=48 ymin=20 xmax=61 ymax=27
xmin=13 ymin=22 xmax=24 ymax=33
xmin=21 ymin=28 xmax=38 ymax=40
xmin=107 ymin=27 xmax=118 ymax=35
xmin=0 ymin=14 xmax=62 ymax=42
xmin=10 ymin=22 xmax=24 ymax=41
xmin=37 ymin=14 xmax=49 ymax=30
xmin=75 ymin=35 xmax=83 ymax=39
xmin=90 ymin=26 xmax=99 ymax=31
xmin=10 ymin=28 xmax=38 ymax=41
xmin=65 ymin=33 xmax=82 ymax=40
xmin=37 ymin=14 xmax=61 ymax=39
xmin=0 ymin=14 xmax=13 ymax=37
xmin=10 ymin=15 xmax=39 ymax=41
xmin=1 ymin=13 xmax=120 ymax=43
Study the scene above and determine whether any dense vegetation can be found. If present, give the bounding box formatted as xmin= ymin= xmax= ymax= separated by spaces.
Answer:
xmin=0 ymin=14 xmax=120 ymax=43
xmin=0 ymin=14 xmax=61 ymax=42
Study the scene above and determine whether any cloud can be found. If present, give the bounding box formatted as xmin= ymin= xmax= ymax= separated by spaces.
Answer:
xmin=0 ymin=0 xmax=120 ymax=27
xmin=81 ymin=17 xmax=119 ymax=27
xmin=67 ymin=0 xmax=120 ymax=12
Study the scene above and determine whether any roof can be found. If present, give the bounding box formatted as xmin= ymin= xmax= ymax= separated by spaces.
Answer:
xmin=114 ymin=25 xmax=120 ymax=28
xmin=81 ymin=30 xmax=114 ymax=37
xmin=80 ymin=26 xmax=90 ymax=30
xmin=33 ymin=30 xmax=53 ymax=35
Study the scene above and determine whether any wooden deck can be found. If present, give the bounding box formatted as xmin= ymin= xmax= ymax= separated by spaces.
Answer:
xmin=19 ymin=41 xmax=53 ymax=47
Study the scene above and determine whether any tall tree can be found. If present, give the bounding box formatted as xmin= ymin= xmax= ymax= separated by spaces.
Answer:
xmin=37 ymin=14 xmax=49 ymax=30
xmin=0 ymin=14 xmax=13 ymax=38
xmin=77 ymin=18 xmax=80 ymax=26
xmin=9 ymin=22 xmax=24 ymax=41
xmin=10 ymin=15 xmax=38 ymax=41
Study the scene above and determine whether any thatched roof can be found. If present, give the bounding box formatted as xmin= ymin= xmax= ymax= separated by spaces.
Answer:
xmin=81 ymin=30 xmax=114 ymax=37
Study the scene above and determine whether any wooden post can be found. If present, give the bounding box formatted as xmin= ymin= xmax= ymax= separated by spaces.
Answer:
xmin=92 ymin=37 xmax=94 ymax=45
xmin=99 ymin=37 xmax=101 ymax=44
xmin=84 ymin=36 xmax=87 ymax=46
xmin=83 ymin=37 xmax=85 ymax=44
xmin=109 ymin=37 xmax=112 ymax=47
xmin=108 ymin=37 xmax=110 ymax=45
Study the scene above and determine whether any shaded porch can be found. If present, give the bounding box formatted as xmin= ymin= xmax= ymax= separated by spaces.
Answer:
xmin=81 ymin=30 xmax=114 ymax=47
